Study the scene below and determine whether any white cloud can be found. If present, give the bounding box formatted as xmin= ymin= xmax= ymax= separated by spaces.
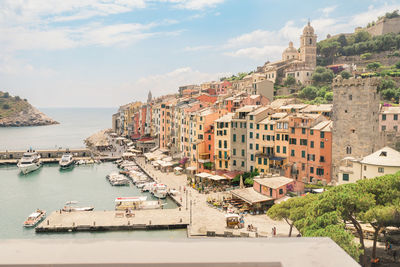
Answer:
xmin=127 ymin=67 xmax=230 ymax=99
xmin=163 ymin=0 xmax=225 ymax=10
xmin=321 ymin=5 xmax=337 ymax=17
xmin=184 ymin=45 xmax=214 ymax=51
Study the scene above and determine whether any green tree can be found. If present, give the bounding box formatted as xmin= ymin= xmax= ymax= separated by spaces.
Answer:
xmin=367 ymin=62 xmax=382 ymax=71
xmin=324 ymin=92 xmax=333 ymax=101
xmin=15 ymin=96 xmax=21 ymax=101
xmin=317 ymin=87 xmax=327 ymax=98
xmin=337 ymin=34 xmax=347 ymax=47
xmin=340 ymin=71 xmax=351 ymax=79
xmin=3 ymin=92 xmax=9 ymax=98
xmin=395 ymin=60 xmax=400 ymax=69
xmin=299 ymin=86 xmax=318 ymax=100
xmin=354 ymin=31 xmax=371 ymax=43
xmin=2 ymin=104 xmax=10 ymax=109
xmin=378 ymin=77 xmax=396 ymax=91
xmin=284 ymin=75 xmax=296 ymax=86
xmin=381 ymin=88 xmax=398 ymax=100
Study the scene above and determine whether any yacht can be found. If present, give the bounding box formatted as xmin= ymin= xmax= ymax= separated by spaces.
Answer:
xmin=17 ymin=149 xmax=42 ymax=174
xmin=23 ymin=209 xmax=46 ymax=227
xmin=152 ymin=184 xmax=168 ymax=199
xmin=59 ymin=153 xmax=75 ymax=169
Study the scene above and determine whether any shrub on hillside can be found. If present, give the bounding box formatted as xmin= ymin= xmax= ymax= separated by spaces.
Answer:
xmin=2 ymin=104 xmax=10 ymax=109
xmin=340 ymin=70 xmax=352 ymax=79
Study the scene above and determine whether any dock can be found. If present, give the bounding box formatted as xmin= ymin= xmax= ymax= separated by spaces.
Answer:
xmin=35 ymin=209 xmax=189 ymax=233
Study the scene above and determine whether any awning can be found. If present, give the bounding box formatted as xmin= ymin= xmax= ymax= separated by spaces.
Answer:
xmin=208 ymin=175 xmax=227 ymax=181
xmin=174 ymin=167 xmax=183 ymax=171
xmin=231 ymin=188 xmax=273 ymax=205
xmin=186 ymin=166 xmax=197 ymax=171
xmin=269 ymin=157 xmax=285 ymax=161
xmin=195 ymin=172 xmax=212 ymax=179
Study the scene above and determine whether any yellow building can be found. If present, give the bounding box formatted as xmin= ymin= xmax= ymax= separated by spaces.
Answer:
xmin=214 ymin=113 xmax=234 ymax=171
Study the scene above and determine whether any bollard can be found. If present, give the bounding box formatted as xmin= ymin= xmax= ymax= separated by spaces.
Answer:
xmin=93 ymin=221 xmax=96 ymax=226
xmin=47 ymin=220 xmax=49 ymax=225
xmin=149 ymin=220 xmax=152 ymax=225
xmin=180 ymin=218 xmax=182 ymax=223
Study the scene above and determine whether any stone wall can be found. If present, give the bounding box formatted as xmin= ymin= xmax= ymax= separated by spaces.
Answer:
xmin=364 ymin=17 xmax=400 ymax=37
xmin=331 ymin=76 xmax=382 ymax=181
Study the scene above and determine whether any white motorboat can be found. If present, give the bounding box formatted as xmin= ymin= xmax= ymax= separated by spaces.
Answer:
xmin=115 ymin=196 xmax=163 ymax=210
xmin=106 ymin=172 xmax=130 ymax=186
xmin=17 ymin=149 xmax=42 ymax=174
xmin=62 ymin=201 xmax=94 ymax=212
xmin=23 ymin=209 xmax=46 ymax=227
xmin=59 ymin=153 xmax=75 ymax=169
xmin=141 ymin=182 xmax=156 ymax=192
xmin=152 ymin=184 xmax=168 ymax=199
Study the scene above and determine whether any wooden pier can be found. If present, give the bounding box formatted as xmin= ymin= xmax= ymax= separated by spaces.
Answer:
xmin=35 ymin=209 xmax=189 ymax=233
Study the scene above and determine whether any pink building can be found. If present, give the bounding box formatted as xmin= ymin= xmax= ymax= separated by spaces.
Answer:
xmin=253 ymin=176 xmax=295 ymax=200
xmin=380 ymin=106 xmax=400 ymax=133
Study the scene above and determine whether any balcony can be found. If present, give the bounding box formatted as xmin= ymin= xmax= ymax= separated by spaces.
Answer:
xmin=198 ymin=153 xmax=211 ymax=163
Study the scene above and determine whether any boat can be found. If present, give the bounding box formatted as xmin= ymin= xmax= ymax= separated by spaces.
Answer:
xmin=62 ymin=206 xmax=94 ymax=212
xmin=106 ymin=172 xmax=130 ymax=186
xmin=141 ymin=182 xmax=156 ymax=192
xmin=152 ymin=184 xmax=168 ymax=199
xmin=17 ymin=149 xmax=42 ymax=174
xmin=115 ymin=196 xmax=163 ymax=210
xmin=62 ymin=201 xmax=94 ymax=212
xmin=23 ymin=209 xmax=46 ymax=227
xmin=59 ymin=152 xmax=75 ymax=169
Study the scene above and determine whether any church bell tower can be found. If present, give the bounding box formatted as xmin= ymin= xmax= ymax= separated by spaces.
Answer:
xmin=300 ymin=21 xmax=317 ymax=68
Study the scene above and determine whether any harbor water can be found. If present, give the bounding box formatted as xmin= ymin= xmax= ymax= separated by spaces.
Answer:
xmin=0 ymin=108 xmax=186 ymax=239
xmin=0 ymin=162 xmax=186 ymax=239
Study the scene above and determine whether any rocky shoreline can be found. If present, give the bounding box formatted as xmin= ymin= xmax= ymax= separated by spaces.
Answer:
xmin=0 ymin=106 xmax=58 ymax=127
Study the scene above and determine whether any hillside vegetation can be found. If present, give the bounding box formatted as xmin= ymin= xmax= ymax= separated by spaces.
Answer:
xmin=0 ymin=91 xmax=30 ymax=119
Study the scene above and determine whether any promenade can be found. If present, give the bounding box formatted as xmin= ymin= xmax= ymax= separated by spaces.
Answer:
xmin=135 ymin=156 xmax=297 ymax=237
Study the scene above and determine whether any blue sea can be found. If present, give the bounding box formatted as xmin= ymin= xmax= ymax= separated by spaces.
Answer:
xmin=0 ymin=108 xmax=116 ymax=151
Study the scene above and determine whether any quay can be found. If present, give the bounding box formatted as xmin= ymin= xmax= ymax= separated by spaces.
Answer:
xmin=36 ymin=209 xmax=189 ymax=233
xmin=0 ymin=148 xmax=120 ymax=165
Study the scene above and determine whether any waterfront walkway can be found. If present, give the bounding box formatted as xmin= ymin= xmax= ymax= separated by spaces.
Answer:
xmin=36 ymin=209 xmax=189 ymax=233
xmin=135 ymin=156 xmax=297 ymax=238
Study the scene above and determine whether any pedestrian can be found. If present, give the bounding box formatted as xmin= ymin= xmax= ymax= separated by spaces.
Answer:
xmin=385 ymin=241 xmax=389 ymax=251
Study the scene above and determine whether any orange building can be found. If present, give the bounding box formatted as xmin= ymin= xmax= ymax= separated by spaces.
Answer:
xmin=285 ymin=113 xmax=332 ymax=184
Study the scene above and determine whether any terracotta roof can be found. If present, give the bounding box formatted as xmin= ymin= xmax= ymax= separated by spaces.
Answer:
xmin=253 ymin=176 xmax=294 ymax=189
xmin=231 ymin=187 xmax=273 ymax=204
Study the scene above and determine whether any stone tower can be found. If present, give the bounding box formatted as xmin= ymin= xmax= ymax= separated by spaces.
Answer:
xmin=147 ymin=90 xmax=152 ymax=103
xmin=300 ymin=22 xmax=317 ymax=68
xmin=331 ymin=76 xmax=381 ymax=181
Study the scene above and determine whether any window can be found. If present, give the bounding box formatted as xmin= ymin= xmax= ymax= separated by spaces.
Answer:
xmin=302 ymin=163 xmax=305 ymax=171
xmin=256 ymin=144 xmax=259 ymax=150
xmin=310 ymin=129 xmax=314 ymax=135
xmin=291 ymin=128 xmax=295 ymax=134
xmin=378 ymin=167 xmax=384 ymax=173
xmin=224 ymin=130 xmax=227 ymax=135
xmin=346 ymin=146 xmax=352 ymax=155
xmin=233 ymin=134 xmax=236 ymax=142
xmin=394 ymin=126 xmax=398 ymax=132
xmin=289 ymin=138 xmax=297 ymax=145
xmin=394 ymin=114 xmax=398 ymax=121
xmin=208 ymin=135 xmax=211 ymax=140
xmin=219 ymin=161 xmax=222 ymax=168
xmin=276 ymin=134 xmax=280 ymax=140
xmin=224 ymin=140 xmax=227 ymax=148
xmin=241 ymin=161 xmax=244 ymax=167
xmin=251 ymin=154 xmax=254 ymax=161
xmin=242 ymin=135 xmax=245 ymax=143
xmin=250 ymin=143 xmax=253 ymax=150
xmin=218 ymin=140 xmax=222 ymax=148
xmin=233 ymin=160 xmax=236 ymax=166
xmin=320 ymin=156 xmax=325 ymax=162
xmin=291 ymin=150 xmax=295 ymax=157
xmin=241 ymin=149 xmax=245 ymax=157
xmin=258 ymin=158 xmax=262 ymax=164
xmin=310 ymin=141 xmax=314 ymax=148
xmin=300 ymin=139 xmax=307 ymax=146
xmin=364 ymin=165 xmax=367 ymax=171
xmin=264 ymin=125 xmax=268 ymax=130
xmin=342 ymin=173 xmax=349 ymax=181
xmin=225 ymin=161 xmax=228 ymax=169
xmin=218 ymin=151 xmax=222 ymax=158
xmin=250 ymin=132 xmax=253 ymax=139
xmin=283 ymin=146 xmax=286 ymax=154
xmin=270 ymin=125 xmax=273 ymax=130
xmin=256 ymin=133 xmax=259 ymax=139
xmin=276 ymin=146 xmax=280 ymax=153
xmin=382 ymin=114 xmax=386 ymax=121
xmin=233 ymin=149 xmax=236 ymax=156
xmin=256 ymin=124 xmax=260 ymax=130
xmin=310 ymin=167 xmax=314 ymax=174
xmin=264 ymin=158 xmax=268 ymax=165
xmin=302 ymin=128 xmax=306 ymax=134
xmin=279 ymin=189 xmax=283 ymax=195
xmin=316 ymin=168 xmax=324 ymax=176
xmin=320 ymin=141 xmax=324 ymax=148
xmin=250 ymin=115 xmax=254 ymax=120
xmin=208 ymin=145 xmax=211 ymax=151
xmin=382 ymin=126 xmax=386 ymax=131
xmin=301 ymin=151 xmax=305 ymax=158
xmin=320 ymin=132 xmax=325 ymax=138
xmin=250 ymin=123 xmax=253 ymax=129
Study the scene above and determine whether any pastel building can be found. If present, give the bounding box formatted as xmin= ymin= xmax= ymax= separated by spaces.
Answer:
xmin=253 ymin=176 xmax=295 ymax=200
xmin=214 ymin=113 xmax=235 ymax=171
xmin=338 ymin=146 xmax=400 ymax=184
xmin=380 ymin=106 xmax=400 ymax=133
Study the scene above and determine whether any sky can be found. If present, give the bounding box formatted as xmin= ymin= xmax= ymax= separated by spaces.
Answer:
xmin=1 ymin=0 xmax=400 ymax=108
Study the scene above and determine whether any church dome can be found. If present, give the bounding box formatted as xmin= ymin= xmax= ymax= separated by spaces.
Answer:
xmin=303 ymin=21 xmax=314 ymax=35
xmin=284 ymin=41 xmax=297 ymax=53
